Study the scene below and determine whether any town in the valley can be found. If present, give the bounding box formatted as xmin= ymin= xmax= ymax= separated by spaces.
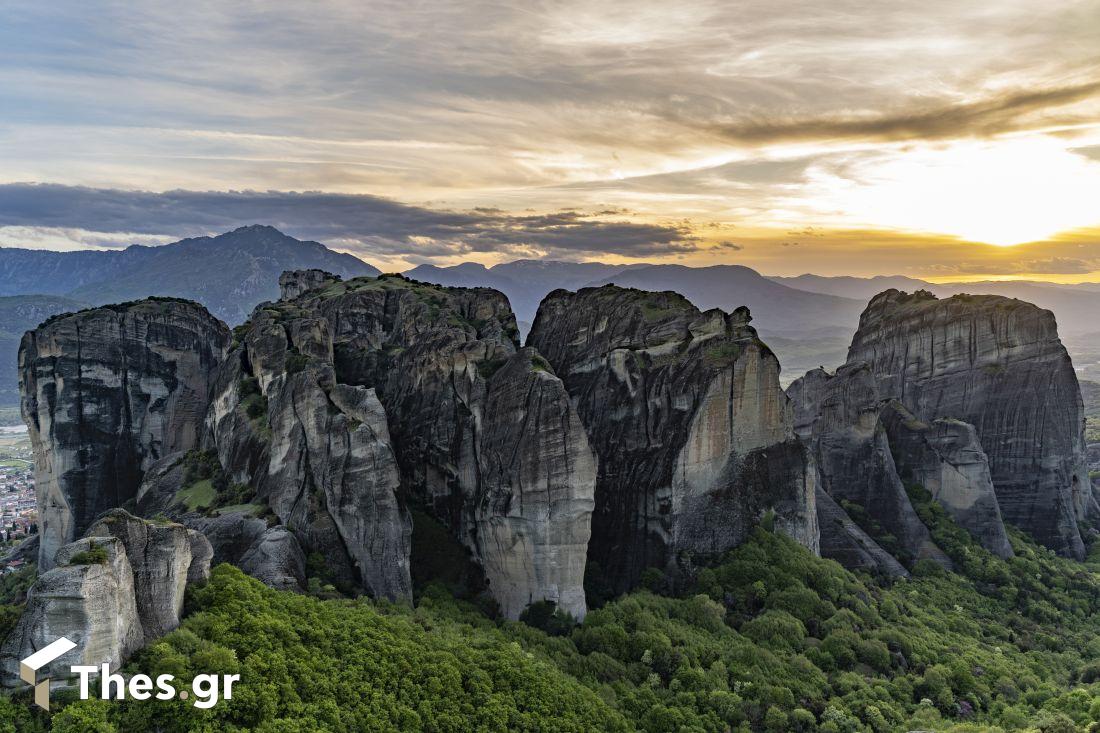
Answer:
xmin=0 ymin=424 xmax=35 ymax=573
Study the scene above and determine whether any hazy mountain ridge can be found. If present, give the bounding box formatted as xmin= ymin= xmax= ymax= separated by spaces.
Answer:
xmin=0 ymin=294 xmax=89 ymax=404
xmin=0 ymin=225 xmax=379 ymax=325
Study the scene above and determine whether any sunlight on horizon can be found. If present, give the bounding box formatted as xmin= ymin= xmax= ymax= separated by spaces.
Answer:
xmin=803 ymin=136 xmax=1100 ymax=247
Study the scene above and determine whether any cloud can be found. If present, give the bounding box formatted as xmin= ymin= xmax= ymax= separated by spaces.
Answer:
xmin=927 ymin=257 xmax=1100 ymax=276
xmin=704 ymin=80 xmax=1100 ymax=145
xmin=0 ymin=183 xmax=699 ymax=260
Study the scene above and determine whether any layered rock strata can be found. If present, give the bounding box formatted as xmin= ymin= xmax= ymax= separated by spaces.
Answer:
xmin=20 ymin=299 xmax=229 ymax=569
xmin=848 ymin=290 xmax=1092 ymax=558
xmin=528 ymin=285 xmax=818 ymax=593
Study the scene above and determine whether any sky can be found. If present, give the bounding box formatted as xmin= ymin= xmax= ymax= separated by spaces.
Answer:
xmin=0 ymin=1 xmax=1099 ymax=277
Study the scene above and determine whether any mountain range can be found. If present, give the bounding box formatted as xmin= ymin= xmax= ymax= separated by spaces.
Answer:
xmin=0 ymin=225 xmax=378 ymax=324
xmin=5 ymin=224 xmax=1100 ymax=402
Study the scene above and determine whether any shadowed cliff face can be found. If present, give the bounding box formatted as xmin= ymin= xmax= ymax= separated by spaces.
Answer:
xmin=848 ymin=289 xmax=1093 ymax=559
xmin=19 ymin=299 xmax=229 ymax=570
xmin=788 ymin=364 xmax=951 ymax=571
xmin=208 ymin=272 xmax=595 ymax=618
xmin=528 ymin=285 xmax=818 ymax=594
xmin=205 ymin=298 xmax=412 ymax=602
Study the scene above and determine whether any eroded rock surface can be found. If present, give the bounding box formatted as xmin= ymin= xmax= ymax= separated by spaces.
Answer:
xmin=206 ymin=300 xmax=412 ymax=601
xmin=20 ymin=299 xmax=229 ymax=569
xmin=86 ymin=510 xmax=212 ymax=638
xmin=528 ymin=286 xmax=818 ymax=593
xmin=1 ymin=513 xmax=210 ymax=691
xmin=206 ymin=272 xmax=595 ymax=617
xmin=848 ymin=290 xmax=1092 ymax=558
xmin=788 ymin=363 xmax=947 ymax=568
xmin=881 ymin=402 xmax=1013 ymax=559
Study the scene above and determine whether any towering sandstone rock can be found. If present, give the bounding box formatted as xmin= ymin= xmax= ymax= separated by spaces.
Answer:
xmin=208 ymin=272 xmax=594 ymax=618
xmin=206 ymin=294 xmax=413 ymax=602
xmin=880 ymin=401 xmax=1013 ymax=559
xmin=20 ymin=299 xmax=229 ymax=570
xmin=848 ymin=290 xmax=1092 ymax=558
xmin=528 ymin=285 xmax=818 ymax=593
xmin=787 ymin=363 xmax=948 ymax=568
xmin=1 ymin=512 xmax=211 ymax=691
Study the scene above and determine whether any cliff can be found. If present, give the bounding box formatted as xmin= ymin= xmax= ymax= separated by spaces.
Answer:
xmin=208 ymin=272 xmax=595 ymax=618
xmin=528 ymin=285 xmax=818 ymax=593
xmin=19 ymin=298 xmax=229 ymax=570
xmin=847 ymin=289 xmax=1092 ymax=558
xmin=1 ymin=512 xmax=211 ymax=691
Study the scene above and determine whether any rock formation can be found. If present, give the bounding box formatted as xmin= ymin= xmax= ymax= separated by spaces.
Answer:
xmin=206 ymin=300 xmax=412 ymax=602
xmin=848 ymin=290 xmax=1092 ymax=558
xmin=85 ymin=510 xmax=212 ymax=638
xmin=787 ymin=363 xmax=948 ymax=568
xmin=528 ymin=285 xmax=818 ymax=593
xmin=1 ymin=512 xmax=210 ymax=690
xmin=20 ymin=298 xmax=229 ymax=570
xmin=880 ymin=402 xmax=1013 ymax=559
xmin=207 ymin=272 xmax=594 ymax=618
xmin=815 ymin=487 xmax=909 ymax=578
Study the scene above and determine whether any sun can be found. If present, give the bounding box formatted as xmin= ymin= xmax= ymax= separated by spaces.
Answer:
xmin=806 ymin=136 xmax=1100 ymax=246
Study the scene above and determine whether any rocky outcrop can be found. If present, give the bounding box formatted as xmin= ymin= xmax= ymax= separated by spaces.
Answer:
xmin=848 ymin=290 xmax=1092 ymax=558
xmin=206 ymin=273 xmax=595 ymax=617
xmin=880 ymin=402 xmax=1014 ymax=559
xmin=239 ymin=527 xmax=307 ymax=592
xmin=279 ymin=269 xmax=340 ymax=301
xmin=0 ymin=536 xmax=142 ymax=689
xmin=815 ymin=487 xmax=909 ymax=577
xmin=1 ymin=513 xmax=210 ymax=690
xmin=182 ymin=511 xmax=306 ymax=592
xmin=206 ymin=301 xmax=412 ymax=602
xmin=20 ymin=299 xmax=229 ymax=570
xmin=788 ymin=363 xmax=948 ymax=568
xmin=528 ymin=285 xmax=818 ymax=593
xmin=85 ymin=510 xmax=212 ymax=639
xmin=474 ymin=348 xmax=596 ymax=618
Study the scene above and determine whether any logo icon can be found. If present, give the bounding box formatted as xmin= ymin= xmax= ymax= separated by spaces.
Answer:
xmin=20 ymin=636 xmax=77 ymax=710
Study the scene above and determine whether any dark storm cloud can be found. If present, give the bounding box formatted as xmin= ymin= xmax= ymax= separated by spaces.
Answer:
xmin=705 ymin=80 xmax=1100 ymax=145
xmin=0 ymin=183 xmax=698 ymax=259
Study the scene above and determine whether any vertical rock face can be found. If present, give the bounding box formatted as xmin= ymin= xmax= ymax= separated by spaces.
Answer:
xmin=528 ymin=286 xmax=818 ymax=594
xmin=814 ymin=486 xmax=909 ymax=578
xmin=786 ymin=363 xmax=947 ymax=568
xmin=880 ymin=402 xmax=1014 ymax=559
xmin=20 ymin=299 xmax=229 ymax=570
xmin=206 ymin=301 xmax=412 ymax=602
xmin=85 ymin=510 xmax=212 ymax=639
xmin=475 ymin=348 xmax=596 ymax=619
xmin=1 ymin=512 xmax=210 ymax=691
xmin=278 ymin=269 xmax=340 ymax=301
xmin=208 ymin=272 xmax=594 ymax=618
xmin=847 ymin=290 xmax=1091 ymax=558
xmin=0 ymin=536 xmax=143 ymax=689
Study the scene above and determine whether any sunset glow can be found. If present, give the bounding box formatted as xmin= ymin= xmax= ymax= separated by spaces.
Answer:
xmin=0 ymin=1 xmax=1098 ymax=278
